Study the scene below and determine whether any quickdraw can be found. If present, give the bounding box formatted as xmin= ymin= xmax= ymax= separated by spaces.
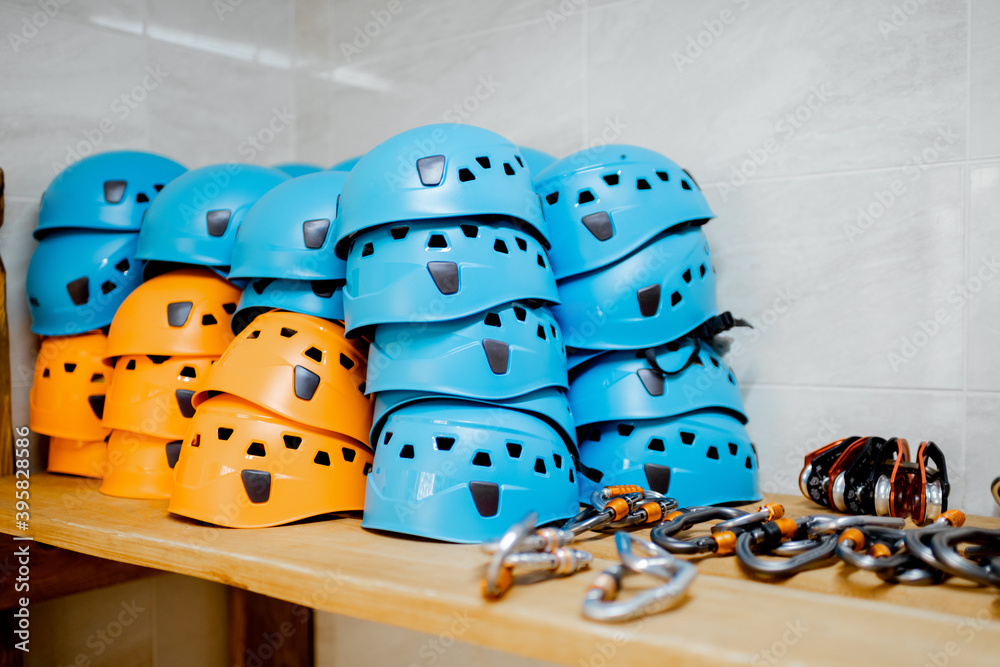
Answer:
xmin=581 ymin=533 xmax=697 ymax=622
xmin=800 ymin=436 xmax=950 ymax=524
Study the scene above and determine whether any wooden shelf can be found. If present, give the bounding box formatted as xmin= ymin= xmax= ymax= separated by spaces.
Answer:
xmin=3 ymin=474 xmax=999 ymax=666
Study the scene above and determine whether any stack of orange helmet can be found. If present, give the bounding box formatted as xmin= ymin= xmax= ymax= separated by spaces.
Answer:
xmin=100 ymin=269 xmax=239 ymax=499
xmin=29 ymin=331 xmax=113 ymax=478
xmin=168 ymin=310 xmax=375 ymax=527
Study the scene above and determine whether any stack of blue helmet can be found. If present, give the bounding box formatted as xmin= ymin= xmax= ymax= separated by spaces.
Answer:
xmin=533 ymin=146 xmax=761 ymax=507
xmin=27 ymin=151 xmax=186 ymax=338
xmin=228 ymin=170 xmax=348 ymax=334
xmin=335 ymin=124 xmax=579 ymax=543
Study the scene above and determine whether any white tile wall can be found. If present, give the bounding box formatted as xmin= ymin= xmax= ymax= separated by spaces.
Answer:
xmin=3 ymin=1 xmax=999 ymax=666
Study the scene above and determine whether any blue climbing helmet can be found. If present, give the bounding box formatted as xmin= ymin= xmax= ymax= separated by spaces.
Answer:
xmin=36 ymin=151 xmax=186 ymax=239
xmin=362 ymin=400 xmax=580 ymax=543
xmin=534 ymin=144 xmax=713 ymax=280
xmin=330 ymin=155 xmax=362 ymax=172
xmin=553 ymin=227 xmax=721 ymax=351
xmin=232 ymin=278 xmax=344 ymax=332
xmin=517 ymin=146 xmax=557 ymax=177
xmin=577 ymin=410 xmax=761 ymax=507
xmin=335 ymin=124 xmax=547 ymax=258
xmin=371 ymin=387 xmax=577 ymax=457
xmin=27 ymin=231 xmax=143 ymax=335
xmin=342 ymin=218 xmax=558 ymax=334
xmin=136 ymin=163 xmax=289 ymax=275
xmin=232 ymin=279 xmax=345 ymax=333
xmin=273 ymin=162 xmax=323 ymax=177
xmin=568 ymin=337 xmax=746 ymax=429
xmin=366 ymin=302 xmax=567 ymax=399
xmin=229 ymin=171 xmax=347 ymax=281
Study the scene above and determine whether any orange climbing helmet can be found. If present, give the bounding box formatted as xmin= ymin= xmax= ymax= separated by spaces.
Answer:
xmin=30 ymin=331 xmax=112 ymax=441
xmin=192 ymin=311 xmax=373 ymax=445
xmin=105 ymin=269 xmax=240 ymax=359
xmin=102 ymin=355 xmax=215 ymax=439
xmin=98 ymin=429 xmax=180 ymax=499
xmin=169 ymin=393 xmax=373 ymax=528
xmin=47 ymin=436 xmax=109 ymax=478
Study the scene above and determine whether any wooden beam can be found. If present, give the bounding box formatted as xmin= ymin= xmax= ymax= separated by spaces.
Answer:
xmin=228 ymin=587 xmax=313 ymax=667
xmin=0 ymin=541 xmax=158 ymax=609
xmin=0 ymin=608 xmax=24 ymax=667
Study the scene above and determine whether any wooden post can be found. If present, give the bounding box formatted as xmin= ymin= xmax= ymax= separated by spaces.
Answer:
xmin=228 ymin=588 xmax=314 ymax=667
xmin=0 ymin=167 xmax=13 ymax=476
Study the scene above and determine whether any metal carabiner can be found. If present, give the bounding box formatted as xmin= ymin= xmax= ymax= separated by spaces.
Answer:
xmin=649 ymin=506 xmax=750 ymax=555
xmin=736 ymin=518 xmax=838 ymax=577
xmin=581 ymin=533 xmax=696 ymax=623
xmin=900 ymin=509 xmax=966 ymax=570
xmin=806 ymin=514 xmax=905 ymax=537
xmin=712 ymin=503 xmax=784 ymax=534
xmin=929 ymin=528 xmax=1000 ymax=588
xmin=835 ymin=526 xmax=911 ymax=572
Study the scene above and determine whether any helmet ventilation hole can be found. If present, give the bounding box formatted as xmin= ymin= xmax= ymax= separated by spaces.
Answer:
xmin=179 ymin=365 xmax=197 ymax=378
xmin=533 ymin=458 xmax=547 ymax=474
xmin=745 ymin=456 xmax=754 ymax=469
xmin=729 ymin=443 xmax=739 ymax=456
xmin=363 ymin=463 xmax=372 ymax=475
xmin=503 ymin=163 xmax=515 ymax=176
xmin=681 ymin=180 xmax=692 ymax=190
xmin=217 ymin=427 xmax=234 ymax=441
xmin=587 ymin=428 xmax=601 ymax=442
xmin=361 ymin=242 xmax=375 ymax=257
xmin=483 ymin=312 xmax=501 ymax=327
xmin=338 ymin=352 xmax=354 ymax=369
xmin=458 ymin=168 xmax=475 ymax=182
xmin=303 ymin=346 xmax=324 ymax=363
xmin=569 ymin=469 xmax=575 ymax=483
xmin=536 ymin=325 xmax=546 ymax=340
xmin=247 ymin=330 xmax=260 ymax=339
xmin=358 ymin=381 xmax=366 ymax=394
xmin=636 ymin=178 xmax=651 ymax=190
xmin=66 ymin=277 xmax=90 ymax=306
xmin=427 ymin=234 xmax=448 ymax=249
xmin=435 ymin=436 xmax=455 ymax=451
xmin=493 ymin=239 xmax=508 ymax=254
xmin=706 ymin=446 xmax=719 ymax=460
xmin=682 ymin=269 xmax=692 ymax=283
xmin=515 ymin=155 xmax=524 ymax=168
xmin=383 ymin=432 xmax=393 ymax=444
xmin=190 ymin=434 xmax=201 ymax=448
xmin=311 ymin=281 xmax=336 ymax=298
xmin=390 ymin=226 xmax=409 ymax=240
xmin=461 ymin=224 xmax=479 ymax=238
xmin=101 ymin=281 xmax=117 ymax=294
xmin=710 ymin=357 xmax=720 ymax=368
xmin=206 ymin=209 xmax=232 ymax=237
xmin=602 ymin=173 xmax=619 ymax=186
xmin=728 ymin=373 xmax=737 ymax=385
xmin=400 ymin=445 xmax=415 ymax=459
xmin=29 ymin=297 xmax=40 ymax=306
xmin=252 ymin=278 xmax=274 ymax=295
xmin=683 ymin=169 xmax=700 ymax=188
xmin=222 ymin=302 xmax=237 ymax=314
xmin=153 ymin=184 xmax=164 ymax=192
xmin=700 ymin=264 xmax=707 ymax=277
xmin=553 ymin=453 xmax=562 ymax=468
xmin=680 ymin=431 xmax=696 ymax=445
xmin=87 ymin=395 xmax=105 ymax=419
xmin=515 ymin=237 xmax=528 ymax=251
xmin=42 ymin=368 xmax=50 ymax=378
xmin=201 ymin=314 xmax=218 ymax=325
xmin=136 ymin=192 xmax=149 ymax=203
xmin=125 ymin=359 xmax=137 ymax=370
xmin=63 ymin=363 xmax=77 ymax=372
xmin=513 ymin=306 xmax=526 ymax=321
xmin=115 ymin=259 xmax=130 ymax=273
xmin=550 ymin=324 xmax=557 ymax=338
xmin=656 ymin=170 xmax=669 ymax=181
xmin=536 ymin=253 xmax=546 ymax=268
xmin=283 ymin=435 xmax=302 ymax=449
xmin=670 ymin=291 xmax=682 ymax=307
xmin=647 ymin=438 xmax=665 ymax=452
xmin=545 ymin=192 xmax=559 ymax=205
xmin=342 ymin=448 xmax=356 ymax=462
xmin=577 ymin=190 xmax=595 ymax=205
xmin=314 ymin=451 xmax=331 ymax=466
xmin=506 ymin=442 xmax=522 ymax=458
xmin=617 ymin=424 xmax=634 ymax=436
xmin=472 ymin=451 xmax=492 ymax=467
xmin=476 ymin=156 xmax=491 ymax=169
xmin=280 ymin=327 xmax=298 ymax=338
